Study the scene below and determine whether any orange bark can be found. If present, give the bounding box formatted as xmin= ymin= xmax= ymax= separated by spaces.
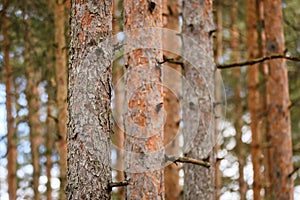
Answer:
xmin=247 ymin=0 xmax=262 ymax=199
xmin=124 ymin=0 xmax=165 ymax=199
xmin=264 ymin=0 xmax=294 ymax=199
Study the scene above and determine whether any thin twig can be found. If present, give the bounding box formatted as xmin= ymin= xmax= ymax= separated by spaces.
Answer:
xmin=165 ymin=155 xmax=211 ymax=168
xmin=217 ymin=54 xmax=300 ymax=69
xmin=159 ymin=55 xmax=184 ymax=67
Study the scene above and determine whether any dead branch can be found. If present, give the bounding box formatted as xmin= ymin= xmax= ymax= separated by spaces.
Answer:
xmin=216 ymin=54 xmax=300 ymax=69
xmin=165 ymin=155 xmax=211 ymax=168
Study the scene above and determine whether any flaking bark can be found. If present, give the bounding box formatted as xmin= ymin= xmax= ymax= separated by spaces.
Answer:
xmin=67 ymin=0 xmax=113 ymax=199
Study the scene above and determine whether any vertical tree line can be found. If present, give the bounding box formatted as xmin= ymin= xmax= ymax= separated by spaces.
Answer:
xmin=0 ymin=0 xmax=299 ymax=199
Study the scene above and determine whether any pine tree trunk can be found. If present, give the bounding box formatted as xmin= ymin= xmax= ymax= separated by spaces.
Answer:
xmin=162 ymin=0 xmax=181 ymax=199
xmin=123 ymin=0 xmax=165 ymax=199
xmin=230 ymin=0 xmax=247 ymax=199
xmin=182 ymin=0 xmax=215 ymax=199
xmin=66 ymin=0 xmax=113 ymax=199
xmin=3 ymin=1 xmax=18 ymax=199
xmin=263 ymin=0 xmax=294 ymax=199
xmin=246 ymin=0 xmax=262 ymax=199
xmin=54 ymin=0 xmax=67 ymax=198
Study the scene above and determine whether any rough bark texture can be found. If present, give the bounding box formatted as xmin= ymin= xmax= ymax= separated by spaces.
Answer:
xmin=3 ymin=1 xmax=18 ymax=199
xmin=162 ymin=0 xmax=181 ymax=199
xmin=67 ymin=0 xmax=113 ymax=199
xmin=123 ymin=0 xmax=165 ymax=199
xmin=54 ymin=0 xmax=68 ymax=198
xmin=263 ymin=0 xmax=294 ymax=199
xmin=230 ymin=1 xmax=247 ymax=199
xmin=182 ymin=1 xmax=215 ymax=199
xmin=246 ymin=0 xmax=262 ymax=199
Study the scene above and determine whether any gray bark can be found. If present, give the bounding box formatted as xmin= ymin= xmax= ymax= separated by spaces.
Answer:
xmin=66 ymin=0 xmax=113 ymax=199
xmin=182 ymin=0 xmax=215 ymax=199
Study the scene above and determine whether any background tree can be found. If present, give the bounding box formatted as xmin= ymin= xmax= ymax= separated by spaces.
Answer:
xmin=66 ymin=0 xmax=113 ymax=199
xmin=230 ymin=0 xmax=247 ymax=199
xmin=2 ymin=0 xmax=17 ymax=199
xmin=162 ymin=0 xmax=181 ymax=199
xmin=264 ymin=0 xmax=294 ymax=198
xmin=247 ymin=0 xmax=262 ymax=199
xmin=54 ymin=0 xmax=68 ymax=198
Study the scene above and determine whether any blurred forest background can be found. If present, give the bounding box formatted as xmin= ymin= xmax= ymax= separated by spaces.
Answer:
xmin=0 ymin=0 xmax=300 ymax=199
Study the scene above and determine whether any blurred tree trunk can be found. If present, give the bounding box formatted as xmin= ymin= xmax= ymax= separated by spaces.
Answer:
xmin=3 ymin=1 xmax=18 ymax=199
xmin=54 ymin=0 xmax=67 ymax=198
xmin=25 ymin=62 xmax=42 ymax=200
xmin=263 ymin=0 xmax=294 ymax=199
xmin=112 ymin=0 xmax=125 ymax=199
xmin=123 ymin=0 xmax=165 ymax=199
xmin=162 ymin=0 xmax=181 ymax=199
xmin=45 ymin=83 xmax=56 ymax=200
xmin=66 ymin=0 xmax=113 ymax=199
xmin=246 ymin=0 xmax=262 ymax=199
xmin=230 ymin=0 xmax=247 ymax=199
xmin=23 ymin=10 xmax=42 ymax=200
xmin=214 ymin=0 xmax=223 ymax=199
xmin=46 ymin=1 xmax=55 ymax=199
xmin=182 ymin=0 xmax=215 ymax=199
xmin=256 ymin=1 xmax=271 ymax=198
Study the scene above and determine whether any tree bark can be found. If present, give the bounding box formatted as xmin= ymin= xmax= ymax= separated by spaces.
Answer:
xmin=263 ymin=0 xmax=294 ymax=199
xmin=67 ymin=0 xmax=113 ymax=199
xmin=123 ymin=0 xmax=165 ymax=199
xmin=3 ymin=1 xmax=18 ymax=199
xmin=246 ymin=0 xmax=262 ymax=199
xmin=230 ymin=0 xmax=247 ymax=199
xmin=162 ymin=0 xmax=181 ymax=199
xmin=182 ymin=0 xmax=215 ymax=199
xmin=54 ymin=0 xmax=68 ymax=198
